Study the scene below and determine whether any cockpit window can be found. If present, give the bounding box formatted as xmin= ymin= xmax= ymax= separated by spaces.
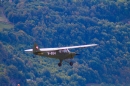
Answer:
xmin=59 ymin=49 xmax=70 ymax=53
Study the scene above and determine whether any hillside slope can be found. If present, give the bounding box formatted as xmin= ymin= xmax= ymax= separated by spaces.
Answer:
xmin=0 ymin=7 xmax=13 ymax=31
xmin=0 ymin=0 xmax=130 ymax=86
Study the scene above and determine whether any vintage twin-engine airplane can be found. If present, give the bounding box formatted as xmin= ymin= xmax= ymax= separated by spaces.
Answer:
xmin=25 ymin=43 xmax=97 ymax=67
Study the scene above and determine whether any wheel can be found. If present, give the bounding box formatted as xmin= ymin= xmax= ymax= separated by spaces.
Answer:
xmin=58 ymin=63 xmax=62 ymax=67
xmin=70 ymin=62 xmax=73 ymax=66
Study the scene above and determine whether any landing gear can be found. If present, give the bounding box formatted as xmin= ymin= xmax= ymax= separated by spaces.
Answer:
xmin=58 ymin=59 xmax=62 ymax=67
xmin=33 ymin=55 xmax=36 ymax=58
xmin=64 ymin=59 xmax=74 ymax=66
xmin=58 ymin=59 xmax=73 ymax=66
xmin=58 ymin=63 xmax=62 ymax=67
xmin=70 ymin=62 xmax=73 ymax=66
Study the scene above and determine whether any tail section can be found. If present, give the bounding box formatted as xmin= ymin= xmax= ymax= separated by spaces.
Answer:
xmin=33 ymin=43 xmax=40 ymax=54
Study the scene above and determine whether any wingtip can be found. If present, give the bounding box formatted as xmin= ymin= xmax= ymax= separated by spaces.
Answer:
xmin=90 ymin=44 xmax=98 ymax=46
xmin=95 ymin=44 xmax=98 ymax=46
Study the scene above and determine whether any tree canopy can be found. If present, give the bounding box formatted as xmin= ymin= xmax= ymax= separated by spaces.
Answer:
xmin=0 ymin=0 xmax=130 ymax=86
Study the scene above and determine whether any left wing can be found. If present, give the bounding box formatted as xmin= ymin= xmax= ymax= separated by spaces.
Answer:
xmin=24 ymin=44 xmax=98 ymax=52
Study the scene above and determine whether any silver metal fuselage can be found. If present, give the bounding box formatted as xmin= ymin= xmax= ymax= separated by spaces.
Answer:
xmin=33 ymin=50 xmax=76 ymax=60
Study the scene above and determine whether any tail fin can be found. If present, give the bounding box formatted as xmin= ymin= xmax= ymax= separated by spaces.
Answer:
xmin=33 ymin=43 xmax=40 ymax=53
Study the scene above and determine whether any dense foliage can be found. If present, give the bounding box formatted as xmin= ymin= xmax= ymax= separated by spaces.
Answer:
xmin=0 ymin=0 xmax=130 ymax=86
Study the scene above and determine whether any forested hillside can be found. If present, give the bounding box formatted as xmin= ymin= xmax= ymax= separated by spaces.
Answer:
xmin=0 ymin=0 xmax=130 ymax=86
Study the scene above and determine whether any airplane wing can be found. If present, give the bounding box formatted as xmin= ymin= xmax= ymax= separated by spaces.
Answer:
xmin=24 ymin=44 xmax=98 ymax=52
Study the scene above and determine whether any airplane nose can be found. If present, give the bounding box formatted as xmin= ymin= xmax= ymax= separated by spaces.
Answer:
xmin=71 ymin=52 xmax=76 ymax=56
xmin=69 ymin=52 xmax=76 ymax=59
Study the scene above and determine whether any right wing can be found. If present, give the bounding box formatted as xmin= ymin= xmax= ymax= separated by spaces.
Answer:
xmin=24 ymin=44 xmax=98 ymax=52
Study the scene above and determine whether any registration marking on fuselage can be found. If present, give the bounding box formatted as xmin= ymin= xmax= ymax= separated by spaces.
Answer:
xmin=47 ymin=52 xmax=56 ymax=55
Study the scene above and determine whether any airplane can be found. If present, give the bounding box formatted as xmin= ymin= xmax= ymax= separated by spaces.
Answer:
xmin=24 ymin=43 xmax=98 ymax=67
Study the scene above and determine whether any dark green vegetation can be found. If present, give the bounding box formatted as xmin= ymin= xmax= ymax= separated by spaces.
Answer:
xmin=0 ymin=7 xmax=13 ymax=31
xmin=0 ymin=0 xmax=130 ymax=86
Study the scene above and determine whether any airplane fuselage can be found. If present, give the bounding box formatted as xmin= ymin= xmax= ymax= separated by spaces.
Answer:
xmin=33 ymin=50 xmax=76 ymax=60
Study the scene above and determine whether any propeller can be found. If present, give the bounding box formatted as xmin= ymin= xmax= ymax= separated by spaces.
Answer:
xmin=76 ymin=53 xmax=80 ymax=55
